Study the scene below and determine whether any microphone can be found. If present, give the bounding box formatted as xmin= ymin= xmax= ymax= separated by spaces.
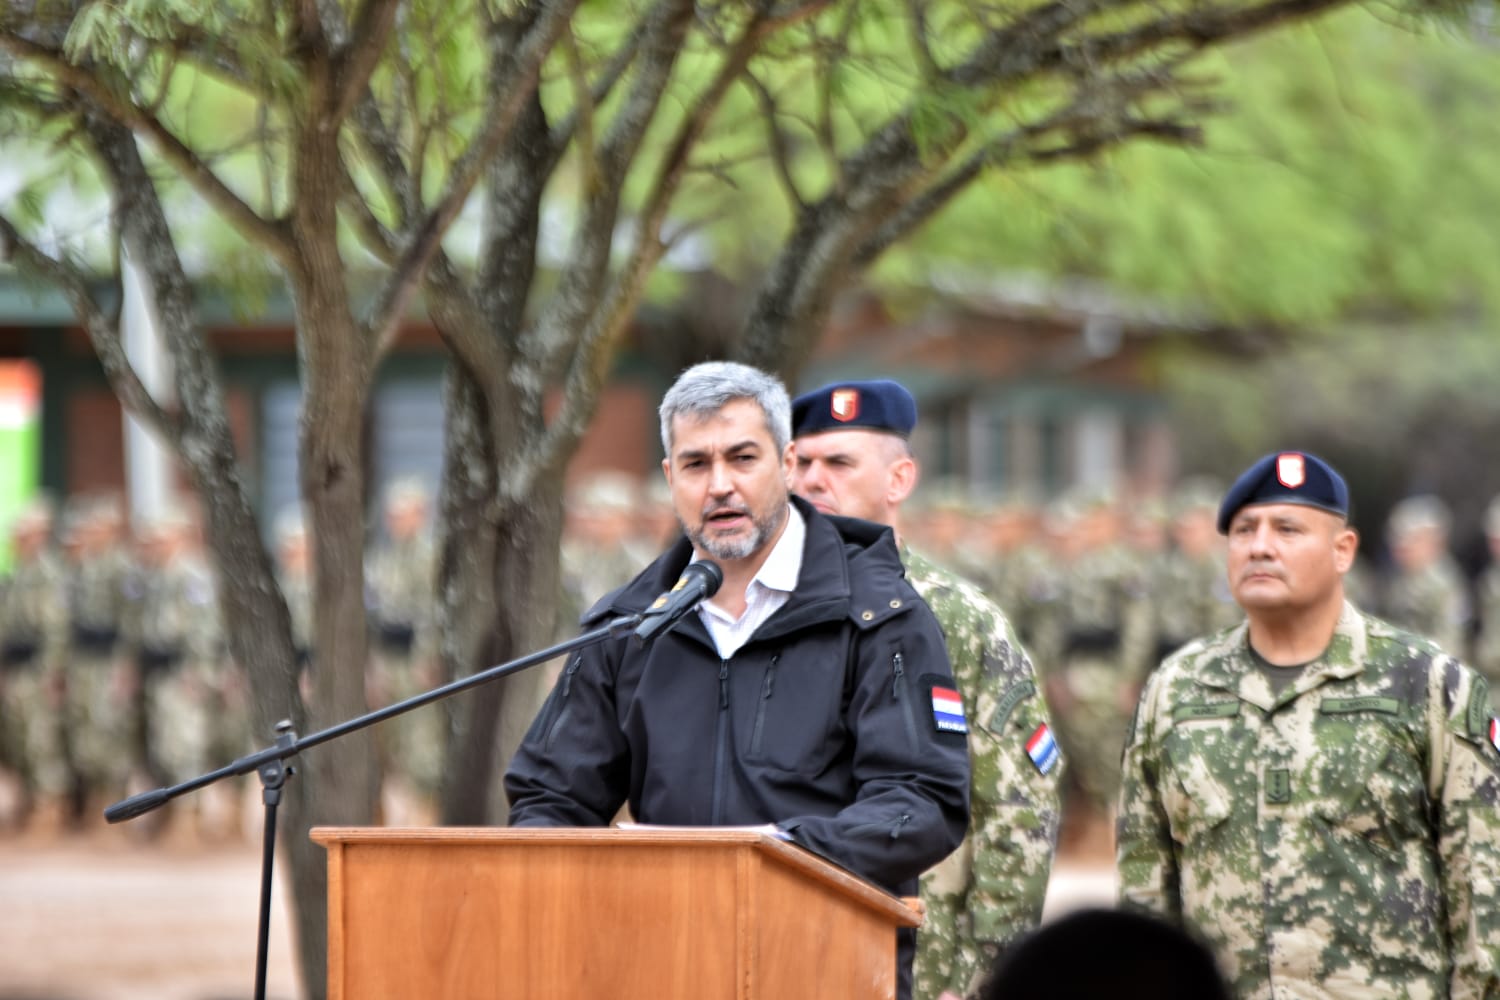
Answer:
xmin=634 ymin=561 xmax=724 ymax=643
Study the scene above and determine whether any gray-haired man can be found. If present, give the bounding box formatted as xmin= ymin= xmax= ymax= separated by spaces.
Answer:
xmin=506 ymin=361 xmax=971 ymax=1000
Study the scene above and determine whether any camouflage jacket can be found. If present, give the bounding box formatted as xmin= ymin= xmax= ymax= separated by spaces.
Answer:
xmin=1383 ymin=556 xmax=1469 ymax=659
xmin=1118 ymin=602 xmax=1500 ymax=999
xmin=1475 ymin=565 xmax=1500 ymax=687
xmin=365 ymin=533 xmax=435 ymax=654
xmin=905 ymin=547 xmax=1061 ymax=1000
xmin=0 ymin=550 xmax=68 ymax=670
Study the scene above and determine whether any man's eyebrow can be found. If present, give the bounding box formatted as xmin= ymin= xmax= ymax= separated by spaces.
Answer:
xmin=674 ymin=439 xmax=761 ymax=461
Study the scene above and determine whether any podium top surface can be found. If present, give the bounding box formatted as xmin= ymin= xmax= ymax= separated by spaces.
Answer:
xmin=311 ymin=825 xmax=921 ymax=926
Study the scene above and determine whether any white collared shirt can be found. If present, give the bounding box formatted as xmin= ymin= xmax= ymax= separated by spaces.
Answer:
xmin=697 ymin=503 xmax=805 ymax=660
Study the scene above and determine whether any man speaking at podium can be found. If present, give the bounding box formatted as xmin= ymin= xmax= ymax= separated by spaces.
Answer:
xmin=506 ymin=361 xmax=971 ymax=999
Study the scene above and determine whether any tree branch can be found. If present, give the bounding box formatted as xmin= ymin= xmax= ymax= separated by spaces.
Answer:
xmin=535 ymin=5 xmax=814 ymax=482
xmin=744 ymin=70 xmax=807 ymax=211
xmin=0 ymin=30 xmax=295 ymax=262
xmin=330 ymin=0 xmax=402 ymax=124
xmin=361 ymin=0 xmax=582 ymax=356
xmin=0 ymin=214 xmax=179 ymax=444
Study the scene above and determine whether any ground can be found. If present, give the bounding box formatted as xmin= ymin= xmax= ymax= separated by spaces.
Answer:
xmin=0 ymin=817 xmax=1115 ymax=1000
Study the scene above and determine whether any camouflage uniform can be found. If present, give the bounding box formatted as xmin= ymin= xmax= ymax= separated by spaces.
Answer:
xmin=127 ymin=533 xmax=223 ymax=786
xmin=0 ymin=533 xmax=70 ymax=805
xmin=1475 ymin=498 xmax=1500 ymax=691
xmin=61 ymin=504 xmax=139 ymax=802
xmin=1034 ymin=538 xmax=1147 ymax=812
xmin=905 ymin=547 xmax=1061 ymax=1000
xmin=1118 ymin=602 xmax=1500 ymax=998
xmin=367 ymin=523 xmax=443 ymax=801
xmin=1384 ymin=556 xmax=1469 ymax=658
xmin=1145 ymin=548 xmax=1240 ymax=674
xmin=1475 ymin=563 xmax=1500 ymax=690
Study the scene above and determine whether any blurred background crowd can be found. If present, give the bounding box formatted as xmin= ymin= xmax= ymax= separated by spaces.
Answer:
xmin=5 ymin=468 xmax=1496 ymax=852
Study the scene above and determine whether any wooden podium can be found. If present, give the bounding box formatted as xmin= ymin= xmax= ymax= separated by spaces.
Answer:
xmin=311 ymin=826 xmax=922 ymax=1000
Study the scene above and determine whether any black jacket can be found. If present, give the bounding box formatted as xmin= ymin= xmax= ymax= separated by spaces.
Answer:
xmin=505 ymin=497 xmax=971 ymax=893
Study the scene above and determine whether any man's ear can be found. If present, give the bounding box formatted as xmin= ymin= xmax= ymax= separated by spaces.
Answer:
xmin=1333 ymin=525 xmax=1360 ymax=574
xmin=888 ymin=456 xmax=918 ymax=506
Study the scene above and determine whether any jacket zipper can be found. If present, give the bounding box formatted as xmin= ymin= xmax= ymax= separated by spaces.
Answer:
xmin=749 ymin=654 xmax=779 ymax=755
xmin=543 ymin=656 xmax=583 ymax=750
xmin=892 ymin=650 xmax=919 ymax=752
xmin=712 ymin=659 xmax=730 ymax=823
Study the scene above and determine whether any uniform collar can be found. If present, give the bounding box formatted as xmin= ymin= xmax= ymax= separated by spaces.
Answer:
xmin=1198 ymin=601 xmax=1367 ymax=712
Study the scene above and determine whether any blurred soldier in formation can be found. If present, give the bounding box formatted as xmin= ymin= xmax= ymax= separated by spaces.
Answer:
xmin=0 ymin=500 xmax=70 ymax=837
xmin=274 ymin=505 xmax=314 ymax=691
xmin=125 ymin=503 xmax=224 ymax=840
xmin=365 ymin=476 xmax=442 ymax=824
xmin=1031 ymin=489 xmax=1148 ymax=845
xmin=969 ymin=494 xmax=1050 ymax=653
xmin=789 ymin=378 xmax=1060 ymax=1000
xmin=559 ymin=472 xmax=657 ymax=618
xmin=1473 ymin=495 xmax=1500 ymax=689
xmin=1382 ymin=494 xmax=1468 ymax=656
xmin=60 ymin=494 xmax=138 ymax=827
xmin=904 ymin=481 xmax=971 ymax=570
xmin=1144 ymin=480 xmax=1241 ymax=674
xmin=1120 ymin=497 xmax=1171 ymax=677
xmin=635 ymin=474 xmax=680 ymax=550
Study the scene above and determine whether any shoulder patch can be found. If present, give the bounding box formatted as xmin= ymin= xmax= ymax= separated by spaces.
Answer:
xmin=930 ymin=685 xmax=968 ymax=734
xmin=988 ymin=679 xmax=1036 ymax=737
xmin=1469 ymin=683 xmax=1490 ymax=741
xmin=1025 ymin=723 xmax=1060 ymax=775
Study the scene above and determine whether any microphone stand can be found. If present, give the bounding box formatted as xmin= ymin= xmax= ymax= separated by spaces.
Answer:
xmin=103 ymin=611 xmax=646 ymax=1000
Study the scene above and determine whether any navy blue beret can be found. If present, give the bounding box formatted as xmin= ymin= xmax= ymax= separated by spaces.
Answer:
xmin=791 ymin=380 xmax=917 ymax=438
xmin=1217 ymin=451 xmax=1349 ymax=534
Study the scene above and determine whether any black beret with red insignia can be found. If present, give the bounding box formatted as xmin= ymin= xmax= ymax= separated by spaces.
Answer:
xmin=791 ymin=380 xmax=918 ymax=439
xmin=1217 ymin=450 xmax=1350 ymax=534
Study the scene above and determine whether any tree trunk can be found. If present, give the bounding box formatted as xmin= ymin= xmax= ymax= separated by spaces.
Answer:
xmin=435 ymin=364 xmax=566 ymax=825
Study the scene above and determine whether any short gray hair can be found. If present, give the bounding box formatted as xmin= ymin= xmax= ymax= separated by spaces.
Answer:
xmin=658 ymin=362 xmax=791 ymax=456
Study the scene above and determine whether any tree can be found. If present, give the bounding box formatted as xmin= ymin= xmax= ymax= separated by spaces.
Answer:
xmin=0 ymin=0 xmax=1431 ymax=993
xmin=865 ymin=5 xmax=1500 ymax=327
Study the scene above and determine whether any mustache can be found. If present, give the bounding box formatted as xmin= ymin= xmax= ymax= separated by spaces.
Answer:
xmin=1238 ymin=561 xmax=1283 ymax=581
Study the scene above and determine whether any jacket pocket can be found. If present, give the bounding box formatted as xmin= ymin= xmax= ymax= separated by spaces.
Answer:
xmin=1161 ymin=715 xmax=1243 ymax=844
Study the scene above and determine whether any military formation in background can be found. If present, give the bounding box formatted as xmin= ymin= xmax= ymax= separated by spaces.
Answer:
xmin=5 ymin=473 xmax=1500 ymax=861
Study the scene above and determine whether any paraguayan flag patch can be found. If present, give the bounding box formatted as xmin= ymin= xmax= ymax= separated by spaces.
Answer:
xmin=1490 ymin=717 xmax=1500 ymax=754
xmin=1026 ymin=723 xmax=1060 ymax=775
xmin=931 ymin=685 xmax=968 ymax=734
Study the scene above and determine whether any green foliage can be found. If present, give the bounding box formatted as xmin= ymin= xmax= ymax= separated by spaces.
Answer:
xmin=873 ymin=6 xmax=1500 ymax=328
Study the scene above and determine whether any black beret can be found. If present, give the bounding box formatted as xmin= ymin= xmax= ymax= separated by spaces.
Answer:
xmin=791 ymin=380 xmax=917 ymax=438
xmin=1217 ymin=451 xmax=1349 ymax=534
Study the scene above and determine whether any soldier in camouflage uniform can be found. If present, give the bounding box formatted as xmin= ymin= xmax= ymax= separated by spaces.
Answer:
xmin=1474 ymin=496 xmax=1500 ymax=691
xmin=125 ymin=504 xmax=224 ymax=836
xmin=0 ymin=501 xmax=71 ymax=836
xmin=790 ymin=380 xmax=1060 ymax=1000
xmin=1032 ymin=490 xmax=1149 ymax=834
xmin=366 ymin=477 xmax=442 ymax=823
xmin=274 ymin=506 xmax=313 ymax=687
xmin=1118 ymin=451 xmax=1500 ymax=997
xmin=1142 ymin=481 xmax=1241 ymax=679
xmin=559 ymin=473 xmax=658 ymax=645
xmin=60 ymin=494 xmax=139 ymax=823
xmin=1382 ymin=494 xmax=1469 ymax=657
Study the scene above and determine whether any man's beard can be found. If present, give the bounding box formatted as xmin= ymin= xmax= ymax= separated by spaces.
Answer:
xmin=685 ymin=500 xmax=788 ymax=562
